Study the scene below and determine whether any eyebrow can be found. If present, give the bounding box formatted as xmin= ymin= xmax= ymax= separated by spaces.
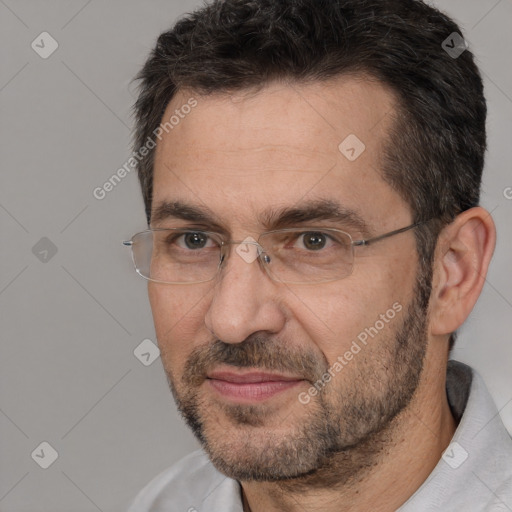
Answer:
xmin=150 ymin=198 xmax=371 ymax=237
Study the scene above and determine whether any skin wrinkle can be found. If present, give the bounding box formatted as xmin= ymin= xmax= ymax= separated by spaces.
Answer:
xmin=172 ymin=272 xmax=429 ymax=489
xmin=148 ymin=79 xmax=460 ymax=512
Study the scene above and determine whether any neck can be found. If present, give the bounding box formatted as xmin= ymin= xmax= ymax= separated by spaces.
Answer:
xmin=240 ymin=361 xmax=457 ymax=512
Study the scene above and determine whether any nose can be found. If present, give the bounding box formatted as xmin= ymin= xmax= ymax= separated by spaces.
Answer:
xmin=204 ymin=240 xmax=286 ymax=344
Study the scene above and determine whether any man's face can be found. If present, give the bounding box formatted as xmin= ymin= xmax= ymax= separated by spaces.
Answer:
xmin=149 ymin=78 xmax=429 ymax=482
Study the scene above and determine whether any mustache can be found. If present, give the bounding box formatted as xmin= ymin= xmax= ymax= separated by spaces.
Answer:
xmin=182 ymin=333 xmax=329 ymax=387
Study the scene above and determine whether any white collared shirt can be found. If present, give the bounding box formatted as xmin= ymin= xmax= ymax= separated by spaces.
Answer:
xmin=127 ymin=360 xmax=512 ymax=511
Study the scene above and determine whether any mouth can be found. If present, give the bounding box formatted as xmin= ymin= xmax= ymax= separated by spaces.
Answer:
xmin=206 ymin=369 xmax=305 ymax=402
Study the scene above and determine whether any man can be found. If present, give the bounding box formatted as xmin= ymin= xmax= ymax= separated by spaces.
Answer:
xmin=124 ymin=0 xmax=512 ymax=510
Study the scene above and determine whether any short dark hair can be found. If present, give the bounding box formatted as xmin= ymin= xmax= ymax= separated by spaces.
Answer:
xmin=132 ymin=0 xmax=487 ymax=352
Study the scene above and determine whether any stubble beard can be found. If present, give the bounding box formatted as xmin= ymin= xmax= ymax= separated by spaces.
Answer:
xmin=164 ymin=272 xmax=430 ymax=489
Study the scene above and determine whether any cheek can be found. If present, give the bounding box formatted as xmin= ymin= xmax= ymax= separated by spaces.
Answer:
xmin=148 ymin=283 xmax=213 ymax=369
xmin=290 ymin=261 xmax=415 ymax=363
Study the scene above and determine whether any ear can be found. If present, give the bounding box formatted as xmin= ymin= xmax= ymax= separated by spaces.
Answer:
xmin=430 ymin=207 xmax=496 ymax=336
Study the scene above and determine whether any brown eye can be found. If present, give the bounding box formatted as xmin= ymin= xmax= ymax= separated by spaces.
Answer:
xmin=165 ymin=232 xmax=214 ymax=250
xmin=301 ymin=232 xmax=327 ymax=250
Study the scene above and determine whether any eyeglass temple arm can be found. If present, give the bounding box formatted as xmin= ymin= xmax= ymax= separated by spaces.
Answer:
xmin=121 ymin=222 xmax=428 ymax=249
xmin=352 ymin=221 xmax=426 ymax=247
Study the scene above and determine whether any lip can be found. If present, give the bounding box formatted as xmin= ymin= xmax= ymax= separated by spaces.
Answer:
xmin=207 ymin=370 xmax=302 ymax=383
xmin=206 ymin=370 xmax=304 ymax=401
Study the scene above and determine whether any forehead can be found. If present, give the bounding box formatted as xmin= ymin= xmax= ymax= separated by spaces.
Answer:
xmin=152 ymin=76 xmax=409 ymax=232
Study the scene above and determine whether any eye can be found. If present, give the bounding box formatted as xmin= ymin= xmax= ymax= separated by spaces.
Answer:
xmin=295 ymin=231 xmax=333 ymax=251
xmin=167 ymin=231 xmax=216 ymax=250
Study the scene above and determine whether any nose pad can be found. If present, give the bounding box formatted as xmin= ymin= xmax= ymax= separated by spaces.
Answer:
xmin=251 ymin=244 xmax=272 ymax=267
xmin=218 ymin=242 xmax=270 ymax=270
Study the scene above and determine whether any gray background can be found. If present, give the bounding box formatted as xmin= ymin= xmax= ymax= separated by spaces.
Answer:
xmin=0 ymin=0 xmax=511 ymax=510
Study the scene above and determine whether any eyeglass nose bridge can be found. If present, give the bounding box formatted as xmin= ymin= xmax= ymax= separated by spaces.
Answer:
xmin=219 ymin=238 xmax=271 ymax=265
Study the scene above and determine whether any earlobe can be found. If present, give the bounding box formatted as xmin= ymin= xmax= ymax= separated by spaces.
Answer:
xmin=430 ymin=207 xmax=496 ymax=337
